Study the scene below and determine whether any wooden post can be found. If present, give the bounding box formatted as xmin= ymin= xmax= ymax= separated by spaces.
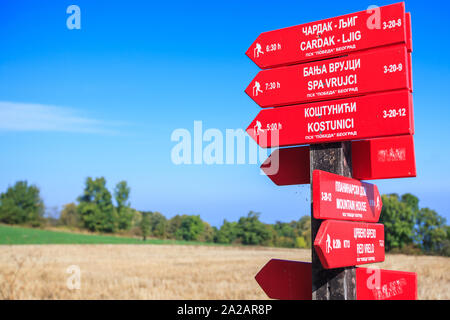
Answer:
xmin=310 ymin=142 xmax=356 ymax=300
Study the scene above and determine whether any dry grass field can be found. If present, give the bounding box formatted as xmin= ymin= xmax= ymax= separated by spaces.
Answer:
xmin=0 ymin=244 xmax=449 ymax=300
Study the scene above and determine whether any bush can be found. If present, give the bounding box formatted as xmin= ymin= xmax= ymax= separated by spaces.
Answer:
xmin=235 ymin=211 xmax=271 ymax=246
xmin=175 ymin=215 xmax=204 ymax=241
xmin=295 ymin=236 xmax=308 ymax=249
xmin=59 ymin=203 xmax=80 ymax=228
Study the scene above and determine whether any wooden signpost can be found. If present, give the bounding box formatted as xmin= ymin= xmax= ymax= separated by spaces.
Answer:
xmin=246 ymin=2 xmax=417 ymax=300
xmin=309 ymin=142 xmax=356 ymax=299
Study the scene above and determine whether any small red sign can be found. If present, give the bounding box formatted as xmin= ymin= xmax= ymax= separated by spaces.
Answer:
xmin=255 ymin=259 xmax=417 ymax=300
xmin=260 ymin=135 xmax=416 ymax=185
xmin=246 ymin=3 xmax=410 ymax=69
xmin=356 ymin=267 xmax=418 ymax=300
xmin=246 ymin=45 xmax=411 ymax=108
xmin=314 ymin=220 xmax=385 ymax=269
xmin=260 ymin=147 xmax=310 ymax=186
xmin=255 ymin=259 xmax=312 ymax=300
xmin=352 ymin=135 xmax=416 ymax=180
xmin=313 ymin=170 xmax=382 ymax=222
xmin=247 ymin=90 xmax=413 ymax=148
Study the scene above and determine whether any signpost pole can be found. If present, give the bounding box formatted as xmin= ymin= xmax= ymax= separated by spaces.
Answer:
xmin=310 ymin=142 xmax=356 ymax=300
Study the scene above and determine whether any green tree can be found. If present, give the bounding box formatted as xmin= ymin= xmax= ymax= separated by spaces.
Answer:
xmin=295 ymin=236 xmax=308 ymax=248
xmin=273 ymin=222 xmax=296 ymax=247
xmin=175 ymin=215 xmax=204 ymax=241
xmin=292 ymin=216 xmax=312 ymax=248
xmin=59 ymin=203 xmax=79 ymax=227
xmin=77 ymin=177 xmax=118 ymax=233
xmin=114 ymin=181 xmax=133 ymax=231
xmin=235 ymin=211 xmax=271 ymax=246
xmin=167 ymin=214 xmax=183 ymax=239
xmin=380 ymin=193 xmax=416 ymax=251
xmin=0 ymin=181 xmax=44 ymax=227
xmin=199 ymin=221 xmax=215 ymax=243
xmin=401 ymin=193 xmax=419 ymax=214
xmin=274 ymin=221 xmax=295 ymax=238
xmin=442 ymin=226 xmax=450 ymax=257
xmin=129 ymin=208 xmax=142 ymax=229
xmin=140 ymin=211 xmax=150 ymax=241
xmin=149 ymin=211 xmax=167 ymax=238
xmin=215 ymin=220 xmax=239 ymax=244
xmin=416 ymin=207 xmax=448 ymax=255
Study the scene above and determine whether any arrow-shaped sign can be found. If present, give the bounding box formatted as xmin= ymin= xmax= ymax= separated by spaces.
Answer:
xmin=260 ymin=147 xmax=310 ymax=186
xmin=245 ymin=44 xmax=411 ymax=108
xmin=255 ymin=259 xmax=312 ymax=300
xmin=246 ymin=3 xmax=411 ymax=69
xmin=247 ymin=90 xmax=413 ymax=148
xmin=313 ymin=170 xmax=382 ymax=222
xmin=260 ymin=135 xmax=416 ymax=185
xmin=260 ymin=146 xmax=310 ymax=186
xmin=255 ymin=259 xmax=417 ymax=300
xmin=314 ymin=220 xmax=385 ymax=269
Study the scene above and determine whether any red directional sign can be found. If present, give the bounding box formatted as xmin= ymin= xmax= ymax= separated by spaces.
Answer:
xmin=260 ymin=147 xmax=310 ymax=186
xmin=261 ymin=135 xmax=416 ymax=185
xmin=356 ymin=267 xmax=417 ymax=300
xmin=247 ymin=90 xmax=413 ymax=148
xmin=352 ymin=135 xmax=416 ymax=180
xmin=313 ymin=170 xmax=382 ymax=222
xmin=255 ymin=259 xmax=311 ymax=300
xmin=246 ymin=44 xmax=411 ymax=108
xmin=246 ymin=3 xmax=411 ymax=69
xmin=255 ymin=259 xmax=417 ymax=300
xmin=314 ymin=220 xmax=385 ymax=269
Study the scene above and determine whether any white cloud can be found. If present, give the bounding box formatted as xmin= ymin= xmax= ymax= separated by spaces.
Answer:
xmin=0 ymin=101 xmax=120 ymax=134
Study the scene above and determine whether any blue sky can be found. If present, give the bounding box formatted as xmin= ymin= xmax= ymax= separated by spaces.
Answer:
xmin=0 ymin=0 xmax=449 ymax=227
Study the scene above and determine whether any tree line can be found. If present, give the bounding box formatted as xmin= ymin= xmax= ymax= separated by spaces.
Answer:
xmin=0 ymin=178 xmax=448 ymax=256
